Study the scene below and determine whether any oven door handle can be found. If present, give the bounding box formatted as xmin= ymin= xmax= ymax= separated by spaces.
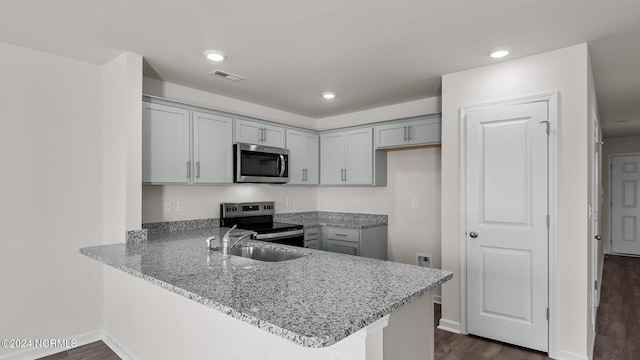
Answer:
xmin=254 ymin=229 xmax=303 ymax=240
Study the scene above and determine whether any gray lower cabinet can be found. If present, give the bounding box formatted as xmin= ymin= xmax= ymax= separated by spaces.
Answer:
xmin=304 ymin=226 xmax=320 ymax=249
xmin=322 ymin=226 xmax=387 ymax=260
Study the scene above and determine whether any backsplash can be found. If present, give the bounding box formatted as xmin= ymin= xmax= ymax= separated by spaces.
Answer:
xmin=141 ymin=211 xmax=388 ymax=236
xmin=274 ymin=211 xmax=388 ymax=225
xmin=143 ymin=218 xmax=220 ymax=234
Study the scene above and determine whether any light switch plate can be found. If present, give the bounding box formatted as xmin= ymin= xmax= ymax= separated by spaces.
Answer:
xmin=411 ymin=198 xmax=420 ymax=209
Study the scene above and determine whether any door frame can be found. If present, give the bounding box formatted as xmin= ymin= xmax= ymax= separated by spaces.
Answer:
xmin=608 ymin=152 xmax=640 ymax=256
xmin=458 ymin=92 xmax=558 ymax=358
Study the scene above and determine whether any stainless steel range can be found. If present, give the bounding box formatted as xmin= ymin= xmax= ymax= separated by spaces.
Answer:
xmin=219 ymin=201 xmax=304 ymax=247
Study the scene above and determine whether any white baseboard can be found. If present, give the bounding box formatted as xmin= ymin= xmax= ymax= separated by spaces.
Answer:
xmin=557 ymin=349 xmax=589 ymax=360
xmin=434 ymin=295 xmax=442 ymax=304
xmin=102 ymin=331 xmax=138 ymax=360
xmin=437 ymin=319 xmax=461 ymax=334
xmin=0 ymin=330 xmax=102 ymax=360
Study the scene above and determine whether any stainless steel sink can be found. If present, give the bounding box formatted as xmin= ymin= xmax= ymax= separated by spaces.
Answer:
xmin=229 ymin=246 xmax=306 ymax=262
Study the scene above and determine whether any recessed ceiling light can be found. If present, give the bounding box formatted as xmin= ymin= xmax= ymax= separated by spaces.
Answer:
xmin=322 ymin=92 xmax=336 ymax=100
xmin=204 ymin=50 xmax=226 ymax=62
xmin=489 ymin=49 xmax=510 ymax=59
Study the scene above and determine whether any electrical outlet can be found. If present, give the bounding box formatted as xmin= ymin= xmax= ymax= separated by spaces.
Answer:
xmin=411 ymin=198 xmax=420 ymax=210
xmin=164 ymin=201 xmax=171 ymax=212
xmin=417 ymin=253 xmax=432 ymax=268
xmin=285 ymin=197 xmax=291 ymax=207
xmin=176 ymin=200 xmax=184 ymax=212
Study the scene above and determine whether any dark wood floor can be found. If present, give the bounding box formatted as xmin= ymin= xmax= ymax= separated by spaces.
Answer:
xmin=38 ymin=254 xmax=639 ymax=360
xmin=433 ymin=304 xmax=551 ymax=360
xmin=593 ymin=254 xmax=640 ymax=360
xmin=37 ymin=340 xmax=120 ymax=360
xmin=433 ymin=254 xmax=640 ymax=360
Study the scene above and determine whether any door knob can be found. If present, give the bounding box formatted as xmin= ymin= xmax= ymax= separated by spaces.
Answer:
xmin=595 ymin=235 xmax=602 ymax=241
xmin=469 ymin=232 xmax=478 ymax=238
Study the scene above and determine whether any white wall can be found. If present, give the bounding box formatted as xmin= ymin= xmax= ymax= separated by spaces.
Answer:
xmin=0 ymin=42 xmax=104 ymax=357
xmin=441 ymin=44 xmax=591 ymax=357
xmin=102 ymin=52 xmax=143 ymax=244
xmin=318 ymin=148 xmax=442 ymax=276
xmin=142 ymin=184 xmax=318 ymax=222
xmin=601 ymin=135 xmax=640 ymax=254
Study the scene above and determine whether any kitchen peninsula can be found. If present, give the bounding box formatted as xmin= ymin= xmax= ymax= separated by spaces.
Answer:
xmin=81 ymin=227 xmax=451 ymax=360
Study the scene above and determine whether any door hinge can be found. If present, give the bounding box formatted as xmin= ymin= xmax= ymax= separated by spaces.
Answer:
xmin=540 ymin=120 xmax=550 ymax=135
xmin=546 ymin=215 xmax=550 ymax=228
xmin=546 ymin=308 xmax=549 ymax=320
xmin=595 ymin=280 xmax=598 ymax=290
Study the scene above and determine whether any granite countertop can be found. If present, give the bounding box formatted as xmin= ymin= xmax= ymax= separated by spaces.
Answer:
xmin=81 ymin=228 xmax=452 ymax=348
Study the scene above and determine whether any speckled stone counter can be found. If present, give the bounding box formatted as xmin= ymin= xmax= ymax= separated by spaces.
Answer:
xmin=274 ymin=211 xmax=388 ymax=229
xmin=80 ymin=228 xmax=451 ymax=348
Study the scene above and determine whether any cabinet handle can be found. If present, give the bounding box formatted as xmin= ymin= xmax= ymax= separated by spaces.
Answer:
xmin=186 ymin=161 xmax=191 ymax=179
xmin=335 ymin=234 xmax=348 ymax=237
xmin=344 ymin=168 xmax=347 ymax=182
xmin=408 ymin=126 xmax=412 ymax=141
xmin=341 ymin=169 xmax=344 ymax=182
xmin=196 ymin=161 xmax=201 ymax=178
xmin=261 ymin=128 xmax=266 ymax=142
xmin=404 ymin=126 xmax=408 ymax=141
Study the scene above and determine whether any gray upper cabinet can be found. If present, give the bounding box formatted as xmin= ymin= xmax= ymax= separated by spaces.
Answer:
xmin=235 ymin=119 xmax=285 ymax=148
xmin=320 ymin=127 xmax=386 ymax=186
xmin=142 ymin=102 xmax=191 ymax=184
xmin=192 ymin=111 xmax=233 ymax=184
xmin=374 ymin=115 xmax=441 ymax=149
xmin=142 ymin=101 xmax=233 ymax=184
xmin=286 ymin=129 xmax=319 ymax=185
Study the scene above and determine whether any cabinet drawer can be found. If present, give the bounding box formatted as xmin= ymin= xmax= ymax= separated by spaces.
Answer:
xmin=327 ymin=239 xmax=359 ymax=256
xmin=304 ymin=239 xmax=319 ymax=249
xmin=326 ymin=227 xmax=359 ymax=243
xmin=304 ymin=227 xmax=320 ymax=240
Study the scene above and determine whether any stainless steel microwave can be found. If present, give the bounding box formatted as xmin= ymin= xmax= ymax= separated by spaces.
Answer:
xmin=234 ymin=143 xmax=289 ymax=184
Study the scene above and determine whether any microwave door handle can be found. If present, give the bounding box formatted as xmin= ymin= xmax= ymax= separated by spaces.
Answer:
xmin=278 ymin=154 xmax=285 ymax=177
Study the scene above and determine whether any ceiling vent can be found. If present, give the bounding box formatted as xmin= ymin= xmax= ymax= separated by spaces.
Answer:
xmin=209 ymin=69 xmax=245 ymax=82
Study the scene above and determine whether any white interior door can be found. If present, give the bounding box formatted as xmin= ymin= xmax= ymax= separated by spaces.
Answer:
xmin=466 ymin=101 xmax=549 ymax=352
xmin=610 ymin=155 xmax=640 ymax=255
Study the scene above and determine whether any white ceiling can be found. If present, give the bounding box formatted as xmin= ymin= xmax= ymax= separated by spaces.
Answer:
xmin=2 ymin=0 xmax=640 ymax=136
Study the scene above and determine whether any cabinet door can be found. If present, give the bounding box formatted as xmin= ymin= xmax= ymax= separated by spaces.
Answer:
xmin=408 ymin=117 xmax=441 ymax=145
xmin=261 ymin=123 xmax=285 ymax=148
xmin=327 ymin=239 xmax=359 ymax=256
xmin=320 ymin=133 xmax=345 ymax=185
xmin=304 ymin=132 xmax=319 ymax=184
xmin=235 ymin=119 xmax=284 ymax=147
xmin=192 ymin=111 xmax=233 ymax=184
xmin=234 ymin=119 xmax=263 ymax=145
xmin=286 ymin=129 xmax=306 ymax=184
xmin=344 ymin=128 xmax=373 ymax=185
xmin=374 ymin=122 xmax=409 ymax=148
xmin=142 ymin=102 xmax=191 ymax=183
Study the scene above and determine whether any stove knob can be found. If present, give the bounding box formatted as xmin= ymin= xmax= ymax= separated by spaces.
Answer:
xmin=226 ymin=207 xmax=231 ymax=211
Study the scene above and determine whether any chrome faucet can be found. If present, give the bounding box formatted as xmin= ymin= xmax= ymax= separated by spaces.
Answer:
xmin=222 ymin=225 xmax=257 ymax=258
